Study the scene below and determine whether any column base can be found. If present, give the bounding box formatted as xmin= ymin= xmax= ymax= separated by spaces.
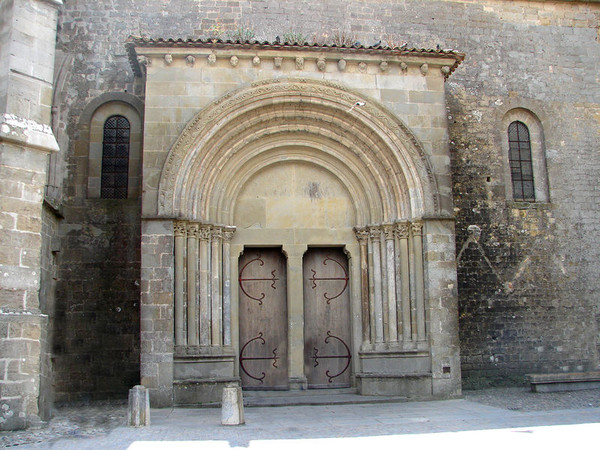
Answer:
xmin=356 ymin=373 xmax=432 ymax=398
xmin=288 ymin=377 xmax=308 ymax=391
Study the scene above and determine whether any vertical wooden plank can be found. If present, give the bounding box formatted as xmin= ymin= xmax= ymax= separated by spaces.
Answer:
xmin=238 ymin=248 xmax=288 ymax=390
xmin=303 ymin=248 xmax=351 ymax=389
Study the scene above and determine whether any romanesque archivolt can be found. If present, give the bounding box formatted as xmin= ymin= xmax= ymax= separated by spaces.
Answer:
xmin=157 ymin=78 xmax=441 ymax=223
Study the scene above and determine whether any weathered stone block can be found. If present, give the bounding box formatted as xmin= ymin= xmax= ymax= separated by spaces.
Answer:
xmin=128 ymin=385 xmax=150 ymax=427
xmin=221 ymin=385 xmax=244 ymax=425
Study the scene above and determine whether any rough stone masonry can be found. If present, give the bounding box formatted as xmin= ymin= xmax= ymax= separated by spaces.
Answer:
xmin=1 ymin=0 xmax=599 ymax=430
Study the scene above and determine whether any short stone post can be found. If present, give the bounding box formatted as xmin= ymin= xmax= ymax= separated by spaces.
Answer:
xmin=128 ymin=385 xmax=150 ymax=427
xmin=221 ymin=385 xmax=245 ymax=425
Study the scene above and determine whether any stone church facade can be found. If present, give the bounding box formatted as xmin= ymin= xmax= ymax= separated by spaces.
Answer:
xmin=1 ymin=0 xmax=599 ymax=430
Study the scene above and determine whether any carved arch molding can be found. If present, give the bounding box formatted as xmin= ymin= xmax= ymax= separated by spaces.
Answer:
xmin=158 ymin=78 xmax=441 ymax=224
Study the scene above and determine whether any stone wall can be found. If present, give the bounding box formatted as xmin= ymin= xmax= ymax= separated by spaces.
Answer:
xmin=52 ymin=0 xmax=600 ymax=399
xmin=0 ymin=118 xmax=57 ymax=429
xmin=140 ymin=220 xmax=174 ymax=407
xmin=0 ymin=0 xmax=61 ymax=430
xmin=38 ymin=202 xmax=60 ymax=420
xmin=52 ymin=200 xmax=141 ymax=403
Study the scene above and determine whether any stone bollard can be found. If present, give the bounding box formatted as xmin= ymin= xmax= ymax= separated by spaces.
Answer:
xmin=221 ymin=385 xmax=245 ymax=425
xmin=128 ymin=385 xmax=150 ymax=427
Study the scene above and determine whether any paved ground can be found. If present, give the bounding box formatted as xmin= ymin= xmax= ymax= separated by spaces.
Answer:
xmin=1 ymin=387 xmax=599 ymax=449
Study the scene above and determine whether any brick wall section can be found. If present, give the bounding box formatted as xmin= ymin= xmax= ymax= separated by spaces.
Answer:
xmin=140 ymin=220 xmax=174 ymax=407
xmin=0 ymin=313 xmax=45 ymax=430
xmin=0 ymin=0 xmax=58 ymax=125
xmin=0 ymin=0 xmax=60 ymax=429
xmin=52 ymin=200 xmax=141 ymax=402
xmin=0 ymin=128 xmax=56 ymax=429
xmin=424 ymin=219 xmax=460 ymax=397
xmin=53 ymin=0 xmax=600 ymax=395
xmin=38 ymin=203 xmax=60 ymax=419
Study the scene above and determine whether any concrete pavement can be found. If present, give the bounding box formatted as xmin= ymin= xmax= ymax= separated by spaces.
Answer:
xmin=19 ymin=396 xmax=600 ymax=449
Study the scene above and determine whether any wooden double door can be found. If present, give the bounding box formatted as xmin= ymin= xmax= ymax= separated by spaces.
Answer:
xmin=239 ymin=247 xmax=351 ymax=390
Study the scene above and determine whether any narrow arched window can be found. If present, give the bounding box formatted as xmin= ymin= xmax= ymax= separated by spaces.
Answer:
xmin=508 ymin=121 xmax=535 ymax=202
xmin=101 ymin=115 xmax=130 ymax=199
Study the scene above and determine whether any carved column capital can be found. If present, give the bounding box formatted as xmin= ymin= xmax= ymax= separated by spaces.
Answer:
xmin=382 ymin=223 xmax=395 ymax=240
xmin=395 ymin=222 xmax=410 ymax=239
xmin=411 ymin=222 xmax=423 ymax=236
xmin=211 ymin=226 xmax=223 ymax=241
xmin=222 ymin=226 xmax=236 ymax=242
xmin=186 ymin=223 xmax=200 ymax=238
xmin=354 ymin=226 xmax=369 ymax=244
xmin=198 ymin=225 xmax=212 ymax=241
xmin=174 ymin=220 xmax=187 ymax=237
xmin=369 ymin=225 xmax=382 ymax=241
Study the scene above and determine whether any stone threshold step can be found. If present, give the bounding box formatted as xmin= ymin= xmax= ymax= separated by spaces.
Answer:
xmin=243 ymin=389 xmax=407 ymax=407
xmin=177 ymin=388 xmax=407 ymax=408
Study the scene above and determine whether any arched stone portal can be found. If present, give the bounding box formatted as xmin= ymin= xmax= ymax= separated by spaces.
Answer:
xmin=158 ymin=78 xmax=440 ymax=222
xmin=134 ymin=42 xmax=462 ymax=406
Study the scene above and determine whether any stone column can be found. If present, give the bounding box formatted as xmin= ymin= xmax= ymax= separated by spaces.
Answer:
xmin=186 ymin=223 xmax=199 ymax=346
xmin=369 ymin=226 xmax=384 ymax=343
xmin=380 ymin=226 xmax=389 ymax=340
xmin=198 ymin=225 xmax=211 ymax=346
xmin=222 ymin=227 xmax=235 ymax=347
xmin=367 ymin=229 xmax=376 ymax=343
xmin=354 ymin=227 xmax=370 ymax=345
xmin=411 ymin=222 xmax=426 ymax=342
xmin=285 ymin=245 xmax=307 ymax=389
xmin=395 ymin=222 xmax=411 ymax=342
xmin=173 ymin=221 xmax=187 ymax=347
xmin=383 ymin=224 xmax=398 ymax=342
xmin=211 ymin=227 xmax=223 ymax=346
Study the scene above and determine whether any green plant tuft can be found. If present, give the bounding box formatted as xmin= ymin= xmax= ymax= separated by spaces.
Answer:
xmin=227 ymin=26 xmax=255 ymax=42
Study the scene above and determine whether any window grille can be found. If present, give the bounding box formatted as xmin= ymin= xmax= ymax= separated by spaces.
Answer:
xmin=101 ymin=115 xmax=130 ymax=199
xmin=508 ymin=121 xmax=535 ymax=202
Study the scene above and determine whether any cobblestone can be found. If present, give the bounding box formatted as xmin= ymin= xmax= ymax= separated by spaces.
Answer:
xmin=0 ymin=401 xmax=127 ymax=448
xmin=463 ymin=387 xmax=600 ymax=411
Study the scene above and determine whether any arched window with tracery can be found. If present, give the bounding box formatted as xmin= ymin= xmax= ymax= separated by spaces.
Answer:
xmin=101 ymin=115 xmax=130 ymax=199
xmin=508 ymin=121 xmax=535 ymax=202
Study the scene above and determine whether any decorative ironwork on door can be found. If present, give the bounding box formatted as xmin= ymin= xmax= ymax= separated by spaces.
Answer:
xmin=238 ymin=255 xmax=280 ymax=305
xmin=304 ymin=248 xmax=352 ymax=389
xmin=308 ymin=256 xmax=349 ymax=303
xmin=311 ymin=331 xmax=352 ymax=383
xmin=238 ymin=249 xmax=288 ymax=390
xmin=239 ymin=333 xmax=280 ymax=383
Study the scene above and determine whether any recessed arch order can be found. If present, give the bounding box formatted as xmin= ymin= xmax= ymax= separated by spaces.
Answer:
xmin=158 ymin=78 xmax=440 ymax=226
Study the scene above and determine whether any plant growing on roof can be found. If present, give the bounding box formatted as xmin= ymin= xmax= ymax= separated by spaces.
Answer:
xmin=330 ymin=29 xmax=357 ymax=47
xmin=227 ymin=26 xmax=255 ymax=42
xmin=383 ymin=33 xmax=407 ymax=49
xmin=206 ymin=23 xmax=226 ymax=42
xmin=310 ymin=32 xmax=329 ymax=46
xmin=282 ymin=30 xmax=308 ymax=44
